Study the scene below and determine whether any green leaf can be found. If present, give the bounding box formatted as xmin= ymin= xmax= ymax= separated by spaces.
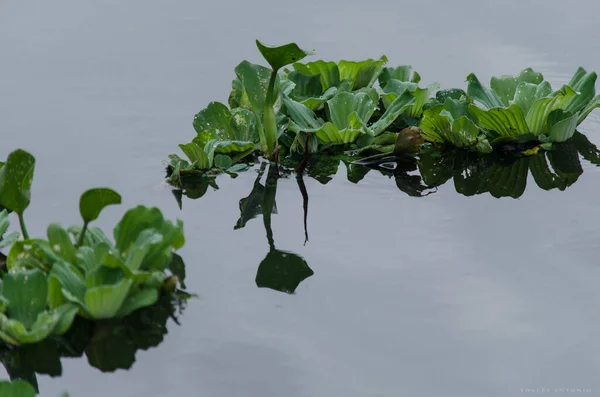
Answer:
xmin=256 ymin=40 xmax=312 ymax=71
xmin=283 ymin=95 xmax=324 ymax=132
xmin=490 ymin=68 xmax=544 ymax=106
xmin=84 ymin=278 xmax=132 ymax=319
xmin=47 ymin=274 xmax=66 ymax=309
xmin=547 ymin=109 xmax=578 ymax=142
xmin=0 ymin=209 xmax=19 ymax=249
xmin=68 ymin=225 xmax=112 ymax=247
xmin=228 ymin=77 xmax=246 ymax=108
xmin=51 ymin=303 xmax=78 ymax=334
xmin=0 ymin=208 xmax=10 ymax=236
xmin=179 ymin=142 xmax=210 ymax=170
xmin=234 ymin=61 xmax=273 ymax=113
xmin=50 ymin=261 xmax=86 ymax=306
xmin=298 ymin=87 xmax=338 ymax=111
xmin=436 ymin=88 xmax=467 ymax=102
xmin=380 ymin=79 xmax=418 ymax=108
xmin=112 ymin=207 xmax=169 ymax=253
xmin=3 ymin=269 xmax=47 ymax=329
xmin=85 ymin=265 xmax=124 ymax=288
xmin=525 ymin=95 xmax=561 ymax=134
xmin=0 ymin=301 xmax=76 ymax=343
xmin=338 ymin=56 xmax=387 ymax=90
xmin=551 ymin=85 xmax=578 ymax=111
xmin=420 ymin=108 xmax=479 ymax=148
xmin=286 ymin=71 xmax=323 ymax=100
xmin=371 ymin=90 xmax=415 ymax=135
xmin=293 ymin=60 xmax=340 ymax=91
xmin=466 ymin=73 xmax=504 ymax=109
xmin=0 ymin=149 xmax=35 ymax=214
xmin=577 ymin=94 xmax=600 ymax=125
xmin=405 ymin=83 xmax=440 ymax=118
xmin=7 ymin=239 xmax=58 ymax=273
xmin=512 ymin=81 xmax=552 ymax=117
xmin=214 ymin=154 xmax=233 ymax=169
xmin=379 ymin=65 xmax=421 ymax=87
xmin=442 ymin=98 xmax=472 ymax=121
xmin=115 ymin=288 xmax=159 ymax=317
xmin=230 ymin=108 xmax=260 ymax=142
xmin=47 ymin=223 xmax=77 ymax=264
xmin=0 ymin=231 xmax=18 ymax=249
xmin=451 ymin=117 xmax=481 ymax=147
xmin=469 ymin=104 xmax=529 ymax=137
xmin=563 ymin=67 xmax=597 ymax=114
xmin=314 ymin=122 xmax=361 ymax=145
xmin=79 ymin=188 xmax=121 ymax=223
xmin=192 ymin=102 xmax=234 ymax=146
xmin=200 ymin=139 xmax=253 ymax=169
xmin=419 ymin=109 xmax=450 ymax=144
xmin=113 ymin=206 xmax=184 ymax=271
xmin=123 ymin=229 xmax=163 ymax=272
xmin=210 ymin=140 xmax=255 ymax=155
xmin=0 ymin=380 xmax=36 ymax=397
xmin=327 ymin=91 xmax=376 ymax=129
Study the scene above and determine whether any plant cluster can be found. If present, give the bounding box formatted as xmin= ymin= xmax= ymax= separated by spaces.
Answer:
xmin=0 ymin=149 xmax=186 ymax=346
xmin=420 ymin=67 xmax=600 ymax=151
xmin=165 ymin=41 xmax=600 ymax=182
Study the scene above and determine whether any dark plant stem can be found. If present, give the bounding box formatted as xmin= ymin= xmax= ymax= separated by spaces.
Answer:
xmin=263 ymin=164 xmax=279 ymax=251
xmin=296 ymin=174 xmax=309 ymax=245
xmin=270 ymin=145 xmax=280 ymax=163
xmin=76 ymin=221 xmax=89 ymax=247
xmin=295 ymin=132 xmax=311 ymax=174
xmin=17 ymin=212 xmax=29 ymax=240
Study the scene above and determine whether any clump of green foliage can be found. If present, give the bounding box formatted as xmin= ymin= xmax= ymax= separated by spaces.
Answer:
xmin=165 ymin=40 xmax=600 ymax=184
xmin=420 ymin=67 xmax=600 ymax=151
xmin=0 ymin=149 xmax=186 ymax=346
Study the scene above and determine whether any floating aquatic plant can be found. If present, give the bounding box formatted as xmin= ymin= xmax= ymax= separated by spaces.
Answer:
xmin=466 ymin=67 xmax=600 ymax=143
xmin=0 ymin=149 xmax=188 ymax=345
xmin=165 ymin=40 xmax=600 ymax=188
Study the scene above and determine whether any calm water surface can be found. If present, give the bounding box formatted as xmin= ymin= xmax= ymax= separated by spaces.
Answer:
xmin=2 ymin=1 xmax=600 ymax=396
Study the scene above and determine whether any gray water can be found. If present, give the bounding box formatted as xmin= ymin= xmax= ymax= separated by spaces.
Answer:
xmin=2 ymin=0 xmax=600 ymax=396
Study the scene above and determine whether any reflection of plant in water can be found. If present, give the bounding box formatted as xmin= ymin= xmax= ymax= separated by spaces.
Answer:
xmin=349 ymin=130 xmax=600 ymax=199
xmin=0 ymin=292 xmax=188 ymax=394
xmin=357 ymin=156 xmax=438 ymax=197
xmin=170 ymin=173 xmax=220 ymax=209
xmin=413 ymin=139 xmax=585 ymax=198
xmin=234 ymin=163 xmax=273 ymax=230
xmin=234 ymin=163 xmax=313 ymax=294
xmin=169 ymin=129 xmax=600 ymax=204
